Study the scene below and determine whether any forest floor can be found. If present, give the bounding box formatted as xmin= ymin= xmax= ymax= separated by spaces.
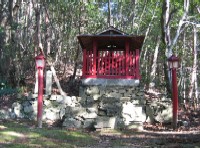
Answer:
xmin=1 ymin=92 xmax=200 ymax=147
xmin=0 ymin=119 xmax=200 ymax=147
xmin=1 ymin=77 xmax=200 ymax=147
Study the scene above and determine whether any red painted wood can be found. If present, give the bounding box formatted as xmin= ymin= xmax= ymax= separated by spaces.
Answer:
xmin=82 ymin=75 xmax=135 ymax=79
xmin=132 ymin=51 xmax=136 ymax=77
xmin=125 ymin=41 xmax=130 ymax=76
xmin=115 ymin=52 xmax=117 ymax=75
xmin=89 ymin=50 xmax=93 ymax=75
xmin=82 ymin=40 xmax=141 ymax=79
xmin=171 ymin=68 xmax=178 ymax=129
xmin=37 ymin=68 xmax=44 ymax=128
xmin=103 ymin=52 xmax=105 ymax=75
xmin=82 ymin=48 xmax=87 ymax=77
xmin=112 ymin=52 xmax=114 ymax=75
xmin=86 ymin=51 xmax=89 ymax=75
xmin=93 ymin=40 xmax=97 ymax=76
xmin=122 ymin=52 xmax=125 ymax=75
xmin=98 ymin=48 xmax=124 ymax=51
xmin=97 ymin=51 xmax=100 ymax=75
xmin=108 ymin=51 xmax=111 ymax=75
xmin=105 ymin=51 xmax=108 ymax=75
xmin=129 ymin=51 xmax=132 ymax=76
xmin=135 ymin=49 xmax=140 ymax=79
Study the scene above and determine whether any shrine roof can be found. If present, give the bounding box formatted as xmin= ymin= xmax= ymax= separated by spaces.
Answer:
xmin=77 ymin=26 xmax=145 ymax=50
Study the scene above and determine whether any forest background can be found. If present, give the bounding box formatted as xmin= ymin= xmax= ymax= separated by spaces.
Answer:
xmin=0 ymin=0 xmax=199 ymax=108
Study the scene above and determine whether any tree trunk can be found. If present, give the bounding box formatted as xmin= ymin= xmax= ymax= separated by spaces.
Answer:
xmin=107 ymin=0 xmax=111 ymax=27
xmin=189 ymin=25 xmax=198 ymax=108
xmin=150 ymin=36 xmax=161 ymax=82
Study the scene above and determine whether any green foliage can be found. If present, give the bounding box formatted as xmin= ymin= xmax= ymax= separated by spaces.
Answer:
xmin=0 ymin=26 xmax=4 ymax=33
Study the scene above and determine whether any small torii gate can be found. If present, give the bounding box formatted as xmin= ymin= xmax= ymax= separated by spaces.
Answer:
xmin=77 ymin=26 xmax=145 ymax=80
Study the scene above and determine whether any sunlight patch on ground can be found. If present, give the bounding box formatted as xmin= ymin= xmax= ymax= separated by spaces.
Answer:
xmin=28 ymin=132 xmax=41 ymax=138
xmin=70 ymin=132 xmax=88 ymax=138
xmin=0 ymin=125 xmax=7 ymax=129
xmin=2 ymin=131 xmax=25 ymax=138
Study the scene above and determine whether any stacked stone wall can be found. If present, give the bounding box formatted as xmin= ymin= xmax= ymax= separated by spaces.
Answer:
xmin=0 ymin=85 xmax=173 ymax=130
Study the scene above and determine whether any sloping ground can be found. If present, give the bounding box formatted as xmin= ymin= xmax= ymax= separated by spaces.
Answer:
xmin=92 ymin=130 xmax=200 ymax=148
xmin=1 ymin=120 xmax=200 ymax=147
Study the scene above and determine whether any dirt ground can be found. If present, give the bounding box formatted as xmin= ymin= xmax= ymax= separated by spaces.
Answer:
xmin=91 ymin=130 xmax=200 ymax=148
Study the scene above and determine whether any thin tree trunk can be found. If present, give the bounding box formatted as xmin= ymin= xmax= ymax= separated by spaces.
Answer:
xmin=189 ymin=25 xmax=198 ymax=108
xmin=141 ymin=2 xmax=158 ymax=61
xmin=44 ymin=4 xmax=51 ymax=55
xmin=107 ymin=0 xmax=111 ymax=27
xmin=150 ymin=36 xmax=161 ymax=82
xmin=136 ymin=0 xmax=147 ymax=35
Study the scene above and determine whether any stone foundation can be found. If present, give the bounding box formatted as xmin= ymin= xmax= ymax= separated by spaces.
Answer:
xmin=78 ymin=83 xmax=146 ymax=129
xmin=0 ymin=80 xmax=173 ymax=130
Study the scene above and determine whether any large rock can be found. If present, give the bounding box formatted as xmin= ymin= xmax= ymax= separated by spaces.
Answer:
xmin=128 ymin=121 xmax=143 ymax=131
xmin=59 ymin=107 xmax=65 ymax=119
xmin=24 ymin=106 xmax=34 ymax=113
xmin=120 ymin=97 xmax=131 ymax=102
xmin=65 ymin=106 xmax=87 ymax=117
xmin=81 ymin=112 xmax=97 ymax=119
xmin=122 ymin=102 xmax=146 ymax=125
xmin=155 ymin=105 xmax=172 ymax=123
xmin=106 ymin=92 xmax=122 ymax=98
xmin=92 ymin=94 xmax=101 ymax=101
xmin=95 ymin=116 xmax=116 ymax=129
xmin=61 ymin=96 xmax=73 ymax=105
xmin=43 ymin=100 xmax=52 ymax=107
xmin=83 ymin=119 xmax=95 ymax=129
xmin=86 ymin=86 xmax=99 ymax=95
xmin=0 ymin=109 xmax=10 ymax=119
xmin=12 ymin=102 xmax=24 ymax=118
xmin=44 ymin=108 xmax=60 ymax=120
xmin=101 ymin=97 xmax=119 ymax=104
xmin=62 ymin=118 xmax=82 ymax=128
xmin=145 ymin=105 xmax=155 ymax=123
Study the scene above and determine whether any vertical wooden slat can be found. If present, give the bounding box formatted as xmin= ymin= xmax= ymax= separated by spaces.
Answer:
xmin=123 ymin=53 xmax=125 ymax=76
xmin=101 ymin=51 xmax=103 ymax=75
xmin=129 ymin=51 xmax=133 ymax=76
xmin=108 ymin=52 xmax=111 ymax=75
xmin=122 ymin=51 xmax=125 ymax=75
xmin=91 ymin=50 xmax=93 ymax=75
xmin=86 ymin=51 xmax=89 ymax=75
xmin=103 ymin=51 xmax=105 ymax=75
xmin=89 ymin=50 xmax=92 ymax=75
xmin=119 ymin=54 xmax=122 ymax=76
xmin=97 ymin=50 xmax=100 ymax=75
xmin=106 ymin=51 xmax=108 ymax=75
xmin=82 ymin=48 xmax=87 ymax=77
xmin=112 ymin=51 xmax=114 ymax=75
xmin=125 ymin=41 xmax=130 ymax=76
xmin=93 ymin=40 xmax=97 ymax=76
xmin=135 ymin=49 xmax=140 ymax=79
xmin=116 ymin=53 xmax=119 ymax=75
xmin=132 ymin=51 xmax=136 ymax=77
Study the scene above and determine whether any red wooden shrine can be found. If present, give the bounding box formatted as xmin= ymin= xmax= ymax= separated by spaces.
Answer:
xmin=77 ymin=27 xmax=145 ymax=79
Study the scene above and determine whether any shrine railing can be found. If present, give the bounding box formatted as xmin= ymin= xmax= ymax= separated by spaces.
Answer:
xmin=82 ymin=49 xmax=140 ymax=79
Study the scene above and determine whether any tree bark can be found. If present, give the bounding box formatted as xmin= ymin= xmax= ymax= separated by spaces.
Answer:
xmin=150 ymin=36 xmax=161 ymax=82
xmin=189 ymin=25 xmax=198 ymax=108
